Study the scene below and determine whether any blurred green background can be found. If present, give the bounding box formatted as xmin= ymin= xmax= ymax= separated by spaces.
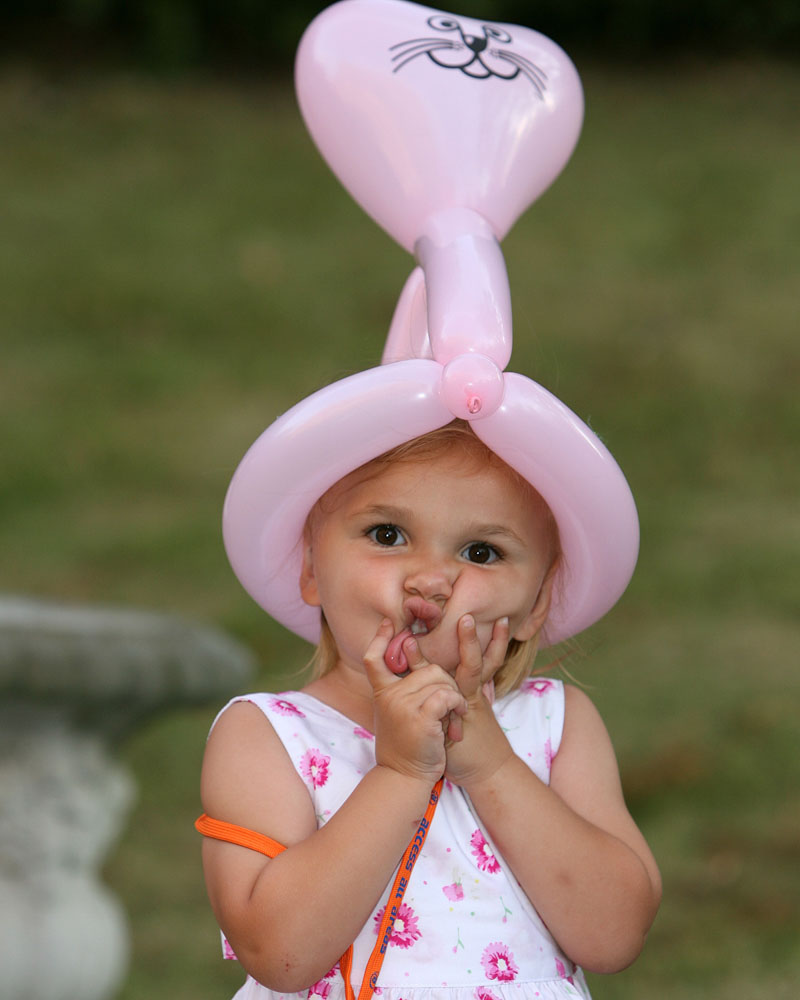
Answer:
xmin=2 ymin=1 xmax=799 ymax=998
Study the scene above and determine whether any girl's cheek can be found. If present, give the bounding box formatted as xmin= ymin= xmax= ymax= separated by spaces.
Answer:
xmin=417 ymin=627 xmax=461 ymax=673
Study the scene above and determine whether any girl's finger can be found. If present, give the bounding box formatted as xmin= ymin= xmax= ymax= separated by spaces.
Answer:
xmin=454 ymin=614 xmax=484 ymax=699
xmin=446 ymin=710 xmax=464 ymax=743
xmin=420 ymin=686 xmax=468 ymax=727
xmin=402 ymin=635 xmax=429 ymax=672
xmin=362 ymin=619 xmax=400 ymax=693
xmin=482 ymin=616 xmax=510 ymax=684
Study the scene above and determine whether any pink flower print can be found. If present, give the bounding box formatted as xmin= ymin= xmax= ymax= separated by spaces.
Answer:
xmin=474 ymin=990 xmax=501 ymax=1000
xmin=442 ymin=880 xmax=464 ymax=902
xmin=353 ymin=726 xmax=374 ymax=740
xmin=522 ymin=678 xmax=554 ymax=697
xmin=222 ymin=935 xmax=238 ymax=961
xmin=373 ymin=902 xmax=421 ymax=949
xmin=544 ymin=738 xmax=554 ymax=769
xmin=270 ymin=697 xmax=306 ymax=717
xmin=481 ymin=942 xmax=519 ymax=982
xmin=300 ymin=748 xmax=330 ymax=788
xmin=307 ymin=979 xmax=331 ymax=999
xmin=555 ymin=957 xmax=575 ymax=985
xmin=470 ymin=829 xmax=500 ymax=873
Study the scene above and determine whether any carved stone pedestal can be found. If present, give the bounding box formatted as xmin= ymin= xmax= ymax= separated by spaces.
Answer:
xmin=0 ymin=597 xmax=254 ymax=1000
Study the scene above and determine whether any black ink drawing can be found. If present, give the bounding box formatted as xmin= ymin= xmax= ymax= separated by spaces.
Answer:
xmin=390 ymin=13 xmax=547 ymax=96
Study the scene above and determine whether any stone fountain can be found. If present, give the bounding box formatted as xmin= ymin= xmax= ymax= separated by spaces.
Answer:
xmin=0 ymin=596 xmax=255 ymax=1000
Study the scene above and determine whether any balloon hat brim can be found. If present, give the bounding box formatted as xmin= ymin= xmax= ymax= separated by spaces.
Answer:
xmin=222 ymin=0 xmax=640 ymax=648
xmin=223 ymin=346 xmax=639 ymax=645
xmin=222 ymin=358 xmax=639 ymax=648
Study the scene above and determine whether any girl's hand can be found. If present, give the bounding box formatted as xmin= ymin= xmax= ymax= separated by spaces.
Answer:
xmin=363 ymin=619 xmax=467 ymax=785
xmin=403 ymin=615 xmax=515 ymax=788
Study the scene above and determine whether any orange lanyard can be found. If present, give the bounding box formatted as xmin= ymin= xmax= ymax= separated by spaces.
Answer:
xmin=341 ymin=778 xmax=443 ymax=1000
xmin=196 ymin=776 xmax=443 ymax=1000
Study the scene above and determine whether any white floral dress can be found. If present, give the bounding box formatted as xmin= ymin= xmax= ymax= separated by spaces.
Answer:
xmin=209 ymin=678 xmax=591 ymax=1000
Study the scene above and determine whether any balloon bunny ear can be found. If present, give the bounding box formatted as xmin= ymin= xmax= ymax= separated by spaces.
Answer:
xmin=296 ymin=0 xmax=584 ymax=375
xmin=295 ymin=0 xmax=584 ymax=253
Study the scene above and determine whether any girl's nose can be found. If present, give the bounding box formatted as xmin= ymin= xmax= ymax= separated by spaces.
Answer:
xmin=403 ymin=560 xmax=456 ymax=603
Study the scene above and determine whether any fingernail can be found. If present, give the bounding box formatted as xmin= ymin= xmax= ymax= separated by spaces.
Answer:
xmin=403 ymin=636 xmax=418 ymax=655
xmin=462 ymin=614 xmax=474 ymax=629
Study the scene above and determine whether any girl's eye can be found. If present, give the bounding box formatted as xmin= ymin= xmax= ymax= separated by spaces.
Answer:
xmin=368 ymin=524 xmax=405 ymax=547
xmin=461 ymin=542 xmax=500 ymax=564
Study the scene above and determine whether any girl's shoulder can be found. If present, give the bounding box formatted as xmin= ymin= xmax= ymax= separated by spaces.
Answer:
xmin=208 ymin=690 xmax=303 ymax=730
xmin=211 ymin=690 xmax=374 ymax=742
xmin=207 ymin=691 xmax=378 ymax=805
xmin=200 ymin=694 xmax=318 ymax=847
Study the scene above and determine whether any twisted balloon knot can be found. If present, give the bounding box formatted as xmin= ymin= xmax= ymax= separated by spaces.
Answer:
xmin=440 ymin=353 xmax=505 ymax=421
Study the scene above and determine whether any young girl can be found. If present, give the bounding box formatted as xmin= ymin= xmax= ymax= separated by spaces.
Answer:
xmin=197 ymin=420 xmax=661 ymax=1000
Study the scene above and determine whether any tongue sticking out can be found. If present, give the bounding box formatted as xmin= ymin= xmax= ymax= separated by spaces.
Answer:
xmin=384 ymin=628 xmax=412 ymax=674
xmin=384 ymin=620 xmax=429 ymax=674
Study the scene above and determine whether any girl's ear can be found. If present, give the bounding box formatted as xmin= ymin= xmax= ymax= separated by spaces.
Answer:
xmin=299 ymin=543 xmax=321 ymax=607
xmin=512 ymin=558 xmax=559 ymax=642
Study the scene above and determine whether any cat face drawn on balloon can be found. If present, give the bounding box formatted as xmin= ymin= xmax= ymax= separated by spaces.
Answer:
xmin=391 ymin=13 xmax=548 ymax=96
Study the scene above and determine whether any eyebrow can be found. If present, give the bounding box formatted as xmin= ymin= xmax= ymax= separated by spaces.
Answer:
xmin=353 ymin=504 xmax=412 ymax=524
xmin=467 ymin=523 xmax=528 ymax=548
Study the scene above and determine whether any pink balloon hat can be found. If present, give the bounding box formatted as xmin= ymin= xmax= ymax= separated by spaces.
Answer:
xmin=222 ymin=0 xmax=639 ymax=647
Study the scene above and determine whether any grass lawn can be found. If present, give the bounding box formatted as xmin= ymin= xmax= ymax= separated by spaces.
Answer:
xmin=1 ymin=57 xmax=798 ymax=999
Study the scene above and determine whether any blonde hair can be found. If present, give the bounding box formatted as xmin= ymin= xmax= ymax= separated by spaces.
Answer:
xmin=304 ymin=420 xmax=561 ymax=698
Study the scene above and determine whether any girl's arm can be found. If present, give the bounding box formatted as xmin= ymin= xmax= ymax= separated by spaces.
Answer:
xmin=199 ymin=626 xmax=466 ymax=993
xmin=407 ymin=616 xmax=661 ymax=974
xmin=452 ymin=682 xmax=661 ymax=974
xmin=200 ymin=704 xmax=430 ymax=991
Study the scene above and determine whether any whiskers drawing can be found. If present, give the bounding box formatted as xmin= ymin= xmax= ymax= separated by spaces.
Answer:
xmin=390 ymin=14 xmax=548 ymax=97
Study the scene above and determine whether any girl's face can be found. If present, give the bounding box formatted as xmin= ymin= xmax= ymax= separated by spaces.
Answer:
xmin=300 ymin=451 xmax=557 ymax=678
